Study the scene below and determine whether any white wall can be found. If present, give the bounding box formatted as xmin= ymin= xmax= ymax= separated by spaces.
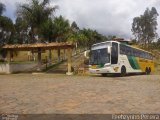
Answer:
xmin=0 ymin=63 xmax=37 ymax=74
xmin=0 ymin=64 xmax=10 ymax=74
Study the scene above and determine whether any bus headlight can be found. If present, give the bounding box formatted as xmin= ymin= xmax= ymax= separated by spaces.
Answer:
xmin=104 ymin=63 xmax=111 ymax=67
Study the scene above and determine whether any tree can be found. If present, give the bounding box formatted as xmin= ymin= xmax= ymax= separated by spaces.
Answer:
xmin=0 ymin=2 xmax=5 ymax=16
xmin=40 ymin=18 xmax=54 ymax=43
xmin=157 ymin=38 xmax=160 ymax=50
xmin=53 ymin=16 xmax=70 ymax=42
xmin=17 ymin=0 xmax=57 ymax=43
xmin=14 ymin=17 xmax=29 ymax=44
xmin=0 ymin=16 xmax=15 ymax=45
xmin=0 ymin=16 xmax=15 ymax=61
xmin=71 ymin=21 xmax=79 ymax=32
xmin=0 ymin=2 xmax=6 ymax=45
xmin=52 ymin=15 xmax=70 ymax=62
xmin=0 ymin=2 xmax=16 ymax=59
xmin=40 ymin=18 xmax=54 ymax=62
xmin=76 ymin=32 xmax=89 ymax=49
xmin=81 ymin=29 xmax=99 ymax=48
xmin=132 ymin=7 xmax=159 ymax=48
xmin=16 ymin=0 xmax=57 ymax=68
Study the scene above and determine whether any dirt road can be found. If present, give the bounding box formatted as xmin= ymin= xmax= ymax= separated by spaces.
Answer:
xmin=0 ymin=74 xmax=160 ymax=114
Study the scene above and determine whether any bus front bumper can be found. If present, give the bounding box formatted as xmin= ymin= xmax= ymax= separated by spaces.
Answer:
xmin=89 ymin=67 xmax=115 ymax=74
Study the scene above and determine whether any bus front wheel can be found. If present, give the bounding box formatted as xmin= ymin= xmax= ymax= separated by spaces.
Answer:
xmin=101 ymin=73 xmax=108 ymax=77
xmin=121 ymin=66 xmax=126 ymax=77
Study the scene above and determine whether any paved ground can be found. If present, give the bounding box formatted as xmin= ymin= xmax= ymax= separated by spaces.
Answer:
xmin=0 ymin=74 xmax=160 ymax=114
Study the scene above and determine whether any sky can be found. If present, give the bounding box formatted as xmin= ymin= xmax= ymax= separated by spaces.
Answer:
xmin=1 ymin=0 xmax=160 ymax=39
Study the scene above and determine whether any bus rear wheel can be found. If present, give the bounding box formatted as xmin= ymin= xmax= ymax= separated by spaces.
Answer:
xmin=121 ymin=66 xmax=126 ymax=77
xmin=145 ymin=67 xmax=150 ymax=75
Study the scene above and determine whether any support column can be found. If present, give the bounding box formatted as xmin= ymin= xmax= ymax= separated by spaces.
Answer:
xmin=9 ymin=51 xmax=11 ymax=63
xmin=63 ymin=49 xmax=66 ymax=60
xmin=58 ymin=48 xmax=61 ymax=62
xmin=66 ymin=48 xmax=73 ymax=75
xmin=37 ymin=48 xmax=42 ymax=71
xmin=48 ymin=49 xmax=52 ymax=65
xmin=7 ymin=51 xmax=11 ymax=74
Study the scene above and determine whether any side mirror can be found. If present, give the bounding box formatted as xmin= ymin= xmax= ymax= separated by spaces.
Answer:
xmin=84 ymin=50 xmax=90 ymax=59
xmin=108 ymin=46 xmax=111 ymax=54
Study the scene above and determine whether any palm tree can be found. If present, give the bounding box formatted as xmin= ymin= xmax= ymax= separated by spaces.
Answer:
xmin=17 ymin=0 xmax=57 ymax=68
xmin=17 ymin=0 xmax=57 ymax=43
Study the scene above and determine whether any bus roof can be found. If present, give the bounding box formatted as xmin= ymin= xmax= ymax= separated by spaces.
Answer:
xmin=120 ymin=43 xmax=153 ymax=54
xmin=92 ymin=41 xmax=153 ymax=55
xmin=92 ymin=41 xmax=116 ymax=46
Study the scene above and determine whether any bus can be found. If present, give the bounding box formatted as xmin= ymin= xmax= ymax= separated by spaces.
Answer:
xmin=86 ymin=41 xmax=154 ymax=76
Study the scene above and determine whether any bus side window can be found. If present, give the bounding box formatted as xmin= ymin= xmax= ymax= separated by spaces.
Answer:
xmin=147 ymin=53 xmax=150 ymax=59
xmin=140 ymin=51 xmax=143 ymax=58
xmin=151 ymin=55 xmax=153 ymax=60
xmin=143 ymin=52 xmax=146 ymax=58
xmin=132 ymin=49 xmax=135 ymax=56
xmin=145 ymin=52 xmax=147 ymax=59
xmin=138 ymin=50 xmax=141 ymax=58
xmin=120 ymin=44 xmax=125 ymax=55
xmin=124 ymin=45 xmax=127 ymax=55
xmin=130 ymin=48 xmax=133 ymax=56
xmin=149 ymin=54 xmax=153 ymax=60
xmin=135 ymin=49 xmax=138 ymax=57
xmin=120 ymin=44 xmax=123 ymax=54
xmin=142 ymin=52 xmax=144 ymax=58
xmin=127 ymin=46 xmax=131 ymax=56
xmin=144 ymin=52 xmax=146 ymax=59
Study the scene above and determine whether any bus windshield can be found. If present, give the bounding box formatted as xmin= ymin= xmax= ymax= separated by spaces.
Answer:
xmin=90 ymin=48 xmax=110 ymax=65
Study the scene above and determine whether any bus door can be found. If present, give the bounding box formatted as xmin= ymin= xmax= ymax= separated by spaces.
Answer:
xmin=111 ymin=42 xmax=118 ymax=64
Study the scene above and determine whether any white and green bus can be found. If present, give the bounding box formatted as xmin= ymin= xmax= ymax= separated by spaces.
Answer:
xmin=87 ymin=41 xmax=154 ymax=76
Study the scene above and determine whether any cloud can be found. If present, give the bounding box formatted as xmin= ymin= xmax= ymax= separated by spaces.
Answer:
xmin=53 ymin=0 xmax=160 ymax=39
xmin=1 ymin=0 xmax=27 ymax=22
xmin=1 ymin=0 xmax=160 ymax=39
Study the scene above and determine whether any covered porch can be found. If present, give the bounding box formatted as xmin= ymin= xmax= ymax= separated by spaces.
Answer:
xmin=1 ymin=42 xmax=74 ymax=75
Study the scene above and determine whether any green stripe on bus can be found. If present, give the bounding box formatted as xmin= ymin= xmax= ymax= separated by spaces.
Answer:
xmin=99 ymin=64 xmax=104 ymax=68
xmin=127 ymin=56 xmax=140 ymax=69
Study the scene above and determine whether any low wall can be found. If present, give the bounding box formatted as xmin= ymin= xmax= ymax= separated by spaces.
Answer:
xmin=0 ymin=62 xmax=37 ymax=74
xmin=0 ymin=64 xmax=10 ymax=73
